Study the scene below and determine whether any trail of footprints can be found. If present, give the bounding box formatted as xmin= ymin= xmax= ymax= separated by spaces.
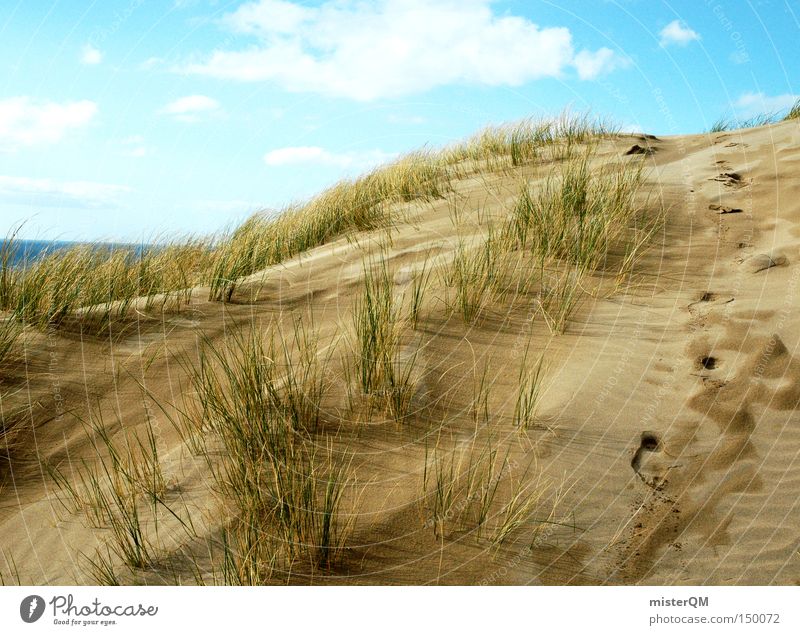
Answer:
xmin=619 ymin=156 xmax=797 ymax=581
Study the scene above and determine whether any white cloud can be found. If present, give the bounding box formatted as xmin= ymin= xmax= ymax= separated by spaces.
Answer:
xmin=160 ymin=95 xmax=221 ymax=121
xmin=264 ymin=146 xmax=397 ymax=169
xmin=81 ymin=44 xmax=103 ymax=65
xmin=227 ymin=0 xmax=312 ymax=34
xmin=181 ymin=0 xmax=624 ymax=100
xmin=574 ymin=48 xmax=625 ymax=80
xmin=735 ymin=92 xmax=799 ymax=117
xmin=0 ymin=97 xmax=97 ymax=151
xmin=141 ymin=56 xmax=164 ymax=70
xmin=0 ymin=175 xmax=131 ymax=209
xmin=659 ymin=20 xmax=700 ymax=47
xmin=121 ymin=135 xmax=148 ymax=158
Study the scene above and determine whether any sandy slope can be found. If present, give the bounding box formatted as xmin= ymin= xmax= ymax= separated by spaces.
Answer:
xmin=1 ymin=120 xmax=799 ymax=585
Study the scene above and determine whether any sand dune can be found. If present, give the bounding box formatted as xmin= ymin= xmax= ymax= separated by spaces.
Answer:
xmin=1 ymin=120 xmax=799 ymax=585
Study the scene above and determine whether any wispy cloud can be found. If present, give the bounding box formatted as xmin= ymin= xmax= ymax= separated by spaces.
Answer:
xmin=120 ymin=135 xmax=148 ymax=158
xmin=181 ymin=0 xmax=624 ymax=100
xmin=0 ymin=97 xmax=97 ymax=151
xmin=659 ymin=20 xmax=700 ymax=47
xmin=264 ymin=146 xmax=397 ymax=170
xmin=81 ymin=44 xmax=103 ymax=65
xmin=0 ymin=175 xmax=131 ymax=209
xmin=735 ymin=92 xmax=799 ymax=118
xmin=141 ymin=56 xmax=164 ymax=70
xmin=574 ymin=48 xmax=626 ymax=80
xmin=160 ymin=94 xmax=221 ymax=122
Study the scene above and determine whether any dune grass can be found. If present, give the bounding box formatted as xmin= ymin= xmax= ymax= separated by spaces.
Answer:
xmin=708 ymin=117 xmax=733 ymax=133
xmin=1 ymin=112 xmax=622 ymax=330
xmin=786 ymin=99 xmax=800 ymax=121
xmin=510 ymin=149 xmax=645 ymax=268
xmin=490 ymin=463 xmax=554 ymax=548
xmin=513 ymin=345 xmax=547 ymax=429
xmin=441 ymin=120 xmax=549 ymax=170
xmin=421 ymin=434 xmax=555 ymax=544
xmin=208 ymin=152 xmax=451 ymax=302
xmin=440 ymin=144 xmax=649 ymax=332
xmin=444 ymin=230 xmax=507 ymax=325
xmin=407 ymin=255 xmax=432 ymax=331
xmin=4 ymin=239 xmax=210 ymax=330
xmin=17 ymin=114 xmax=652 ymax=583
xmin=0 ymin=318 xmax=20 ymax=368
xmin=470 ymin=361 xmax=492 ymax=430
xmin=351 ymin=256 xmax=398 ymax=395
xmin=0 ymin=229 xmax=21 ymax=312
xmin=741 ymin=113 xmax=781 ymax=129
xmin=189 ymin=320 xmax=353 ymax=576
xmin=348 ymin=255 xmax=420 ymax=422
xmin=0 ymin=392 xmax=26 ymax=491
xmin=46 ymin=409 xmax=179 ymax=576
xmin=0 ymin=317 xmax=23 ymax=487
xmin=442 ymin=113 xmax=618 ymax=172
xmin=710 ymin=102 xmax=800 ymax=132
xmin=49 ymin=317 xmax=351 ymax=582
xmin=539 ymin=266 xmax=586 ymax=334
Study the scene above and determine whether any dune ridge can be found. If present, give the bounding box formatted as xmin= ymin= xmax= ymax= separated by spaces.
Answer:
xmin=1 ymin=117 xmax=799 ymax=585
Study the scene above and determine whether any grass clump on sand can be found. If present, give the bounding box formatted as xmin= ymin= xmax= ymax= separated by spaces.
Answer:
xmin=189 ymin=320 xmax=353 ymax=580
xmin=347 ymin=255 xmax=421 ymax=422
xmin=0 ymin=318 xmax=20 ymax=368
xmin=710 ymin=101 xmax=800 ymax=132
xmin=513 ymin=148 xmax=651 ymax=331
xmin=513 ymin=345 xmax=547 ymax=429
xmin=208 ymin=153 xmax=451 ymax=302
xmin=785 ymin=99 xmax=800 ymax=121
xmin=441 ymin=144 xmax=652 ymax=332
xmin=0 ymin=394 xmax=27 ymax=493
xmin=0 ymin=279 xmax=23 ymax=487
xmin=444 ymin=229 xmax=506 ymax=325
xmin=708 ymin=117 xmax=733 ymax=133
xmin=0 ymin=229 xmax=21 ymax=312
xmin=421 ymin=435 xmax=559 ymax=545
xmin=442 ymin=113 xmax=618 ymax=172
xmin=49 ymin=318 xmax=353 ymax=584
xmin=46 ymin=409 xmax=182 ymax=581
xmin=351 ymin=256 xmax=397 ymax=396
xmin=3 ymin=238 xmax=210 ymax=330
xmin=508 ymin=149 xmax=646 ymax=270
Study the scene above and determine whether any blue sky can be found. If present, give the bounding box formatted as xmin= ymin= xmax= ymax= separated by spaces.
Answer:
xmin=1 ymin=0 xmax=798 ymax=242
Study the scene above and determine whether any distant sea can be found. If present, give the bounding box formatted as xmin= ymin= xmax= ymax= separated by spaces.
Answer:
xmin=2 ymin=239 xmax=153 ymax=268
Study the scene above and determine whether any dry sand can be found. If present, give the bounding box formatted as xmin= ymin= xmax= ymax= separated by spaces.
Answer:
xmin=1 ymin=120 xmax=800 ymax=585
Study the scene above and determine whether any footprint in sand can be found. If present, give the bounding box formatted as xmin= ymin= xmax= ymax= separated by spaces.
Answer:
xmin=708 ymin=203 xmax=743 ymax=215
xmin=687 ymin=292 xmax=734 ymax=327
xmin=695 ymin=355 xmax=718 ymax=371
xmin=709 ymin=172 xmax=745 ymax=188
xmin=631 ymin=431 xmax=676 ymax=491
xmin=743 ymin=252 xmax=788 ymax=274
xmin=691 ymin=291 xmax=732 ymax=305
xmin=625 ymin=144 xmax=657 ymax=156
